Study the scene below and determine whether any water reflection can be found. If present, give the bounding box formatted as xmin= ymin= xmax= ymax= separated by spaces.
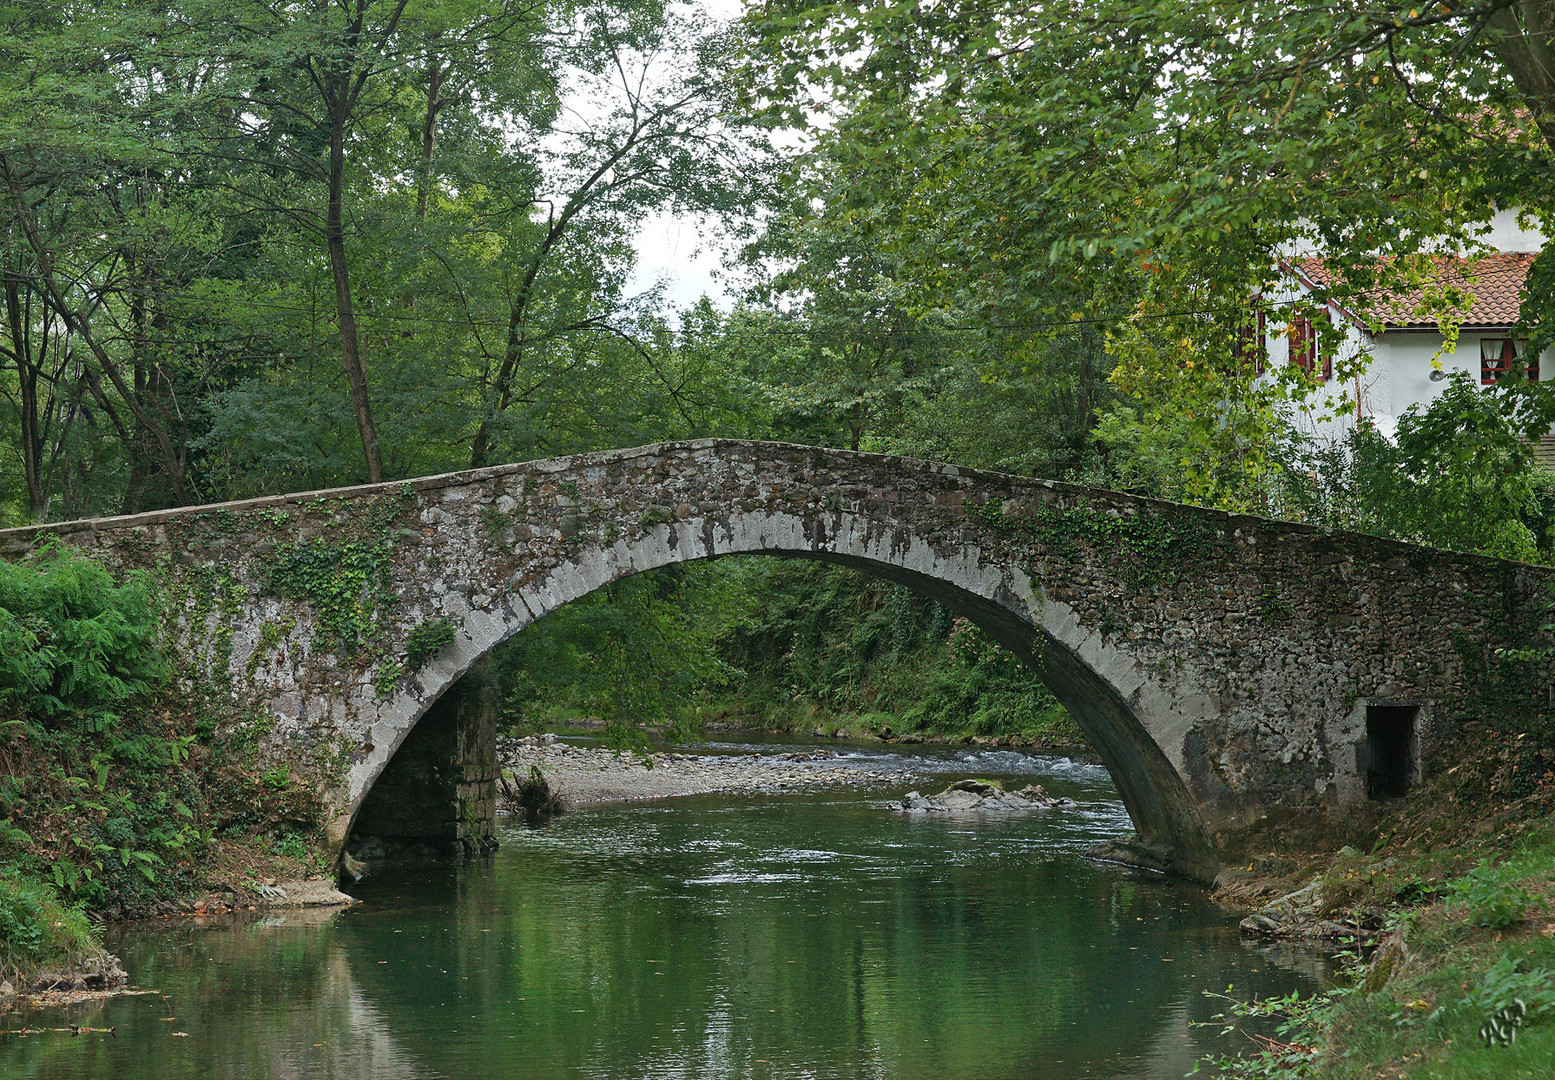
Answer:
xmin=3 ymin=758 xmax=1328 ymax=1080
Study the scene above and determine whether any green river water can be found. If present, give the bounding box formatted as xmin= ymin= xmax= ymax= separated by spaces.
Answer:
xmin=2 ymin=740 xmax=1326 ymax=1079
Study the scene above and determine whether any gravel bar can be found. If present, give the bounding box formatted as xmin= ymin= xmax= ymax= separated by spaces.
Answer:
xmin=498 ymin=735 xmax=922 ymax=806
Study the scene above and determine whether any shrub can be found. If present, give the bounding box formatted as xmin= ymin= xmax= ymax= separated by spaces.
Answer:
xmin=404 ymin=617 xmax=457 ymax=671
xmin=1449 ymin=859 xmax=1540 ymax=929
xmin=273 ymin=832 xmax=314 ymax=860
xmin=0 ymin=543 xmax=163 ymax=734
xmin=512 ymin=764 xmax=564 ymax=817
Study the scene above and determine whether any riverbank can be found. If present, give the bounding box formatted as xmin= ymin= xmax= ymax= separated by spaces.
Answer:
xmin=1200 ymin=726 xmax=1555 ymax=1078
xmin=539 ymin=715 xmax=1098 ymax=756
xmin=0 ymin=547 xmax=359 ymax=1005
xmin=0 ymin=859 xmax=353 ymax=1013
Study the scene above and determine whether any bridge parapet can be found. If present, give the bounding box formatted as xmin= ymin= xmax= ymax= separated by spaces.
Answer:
xmin=2 ymin=439 xmax=1550 ymax=881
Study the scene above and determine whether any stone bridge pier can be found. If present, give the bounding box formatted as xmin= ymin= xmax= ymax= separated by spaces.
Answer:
xmin=2 ymin=439 xmax=1550 ymax=883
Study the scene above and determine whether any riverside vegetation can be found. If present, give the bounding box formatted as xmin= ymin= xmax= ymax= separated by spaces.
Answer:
xmin=1198 ymin=585 xmax=1555 ymax=1079
xmin=0 ymin=546 xmax=336 ymax=992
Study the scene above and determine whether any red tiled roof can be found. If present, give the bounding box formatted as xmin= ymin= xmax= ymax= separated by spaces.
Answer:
xmin=1286 ymin=253 xmax=1534 ymax=329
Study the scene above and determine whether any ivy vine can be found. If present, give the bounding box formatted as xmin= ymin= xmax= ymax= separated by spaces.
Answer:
xmin=967 ymin=496 xmax=1220 ymax=587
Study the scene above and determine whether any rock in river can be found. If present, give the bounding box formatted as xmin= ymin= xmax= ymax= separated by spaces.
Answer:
xmin=894 ymin=779 xmax=1077 ymax=813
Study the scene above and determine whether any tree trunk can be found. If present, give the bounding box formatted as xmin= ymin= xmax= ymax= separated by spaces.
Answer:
xmin=469 ymin=302 xmax=527 ymax=469
xmin=1 ymin=154 xmax=192 ymax=505
xmin=4 ymin=275 xmax=44 ymax=519
xmin=417 ymin=55 xmax=443 ymax=221
xmin=1489 ymin=4 xmax=1555 ymax=152
xmin=327 ymin=90 xmax=386 ymax=483
xmin=123 ymin=278 xmax=150 ymax=515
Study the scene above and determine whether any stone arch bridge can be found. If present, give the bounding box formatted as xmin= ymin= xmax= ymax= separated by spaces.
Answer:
xmin=3 ymin=440 xmax=1550 ymax=882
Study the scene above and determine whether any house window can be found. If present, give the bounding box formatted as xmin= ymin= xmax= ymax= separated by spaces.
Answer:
xmin=1481 ymin=338 xmax=1538 ymax=383
xmin=1234 ymin=306 xmax=1266 ymax=374
xmin=1289 ymin=315 xmax=1332 ymax=381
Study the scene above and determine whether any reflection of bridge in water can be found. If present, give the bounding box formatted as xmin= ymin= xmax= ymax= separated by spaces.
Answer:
xmin=4 ymin=439 xmax=1550 ymax=880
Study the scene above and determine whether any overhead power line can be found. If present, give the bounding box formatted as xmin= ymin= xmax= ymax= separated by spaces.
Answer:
xmin=24 ymin=255 xmax=1538 ymax=349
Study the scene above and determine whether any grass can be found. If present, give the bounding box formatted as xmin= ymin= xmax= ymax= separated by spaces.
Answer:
xmin=0 ymin=872 xmax=103 ymax=985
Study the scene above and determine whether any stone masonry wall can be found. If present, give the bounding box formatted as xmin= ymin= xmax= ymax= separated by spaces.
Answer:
xmin=350 ymin=662 xmax=497 ymax=854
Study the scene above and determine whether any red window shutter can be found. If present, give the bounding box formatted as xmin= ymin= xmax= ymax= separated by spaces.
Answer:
xmin=1290 ymin=317 xmax=1312 ymax=373
xmin=1289 ymin=316 xmax=1330 ymax=380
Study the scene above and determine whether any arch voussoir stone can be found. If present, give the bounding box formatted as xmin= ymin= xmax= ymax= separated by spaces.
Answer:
xmin=3 ymin=439 xmax=1550 ymax=883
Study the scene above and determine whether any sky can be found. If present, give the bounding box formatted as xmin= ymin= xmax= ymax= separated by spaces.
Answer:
xmin=622 ymin=0 xmax=748 ymax=312
xmin=627 ymin=208 xmax=735 ymax=311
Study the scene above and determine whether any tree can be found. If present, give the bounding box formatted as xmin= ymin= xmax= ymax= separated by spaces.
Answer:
xmin=178 ymin=0 xmax=559 ymax=483
xmin=462 ymin=4 xmax=767 ymax=467
xmin=737 ymin=0 xmax=1555 ymax=501
xmin=1280 ymin=371 xmax=1555 ymax=560
xmin=0 ymin=4 xmax=221 ymax=512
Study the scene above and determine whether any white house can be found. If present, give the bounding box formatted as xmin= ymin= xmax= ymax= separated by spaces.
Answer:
xmin=1259 ymin=209 xmax=1555 ymax=470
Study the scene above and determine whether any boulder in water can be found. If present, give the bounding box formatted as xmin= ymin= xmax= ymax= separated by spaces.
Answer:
xmin=894 ymin=779 xmax=1076 ymax=813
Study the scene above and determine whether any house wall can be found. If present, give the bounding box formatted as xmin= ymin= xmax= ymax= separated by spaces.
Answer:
xmin=1472 ymin=208 xmax=1544 ymax=253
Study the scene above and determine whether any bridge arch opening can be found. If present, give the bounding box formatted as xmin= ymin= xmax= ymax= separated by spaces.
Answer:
xmin=343 ymin=530 xmax=1219 ymax=881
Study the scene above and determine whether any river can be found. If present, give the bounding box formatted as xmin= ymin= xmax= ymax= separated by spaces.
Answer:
xmin=1 ymin=739 xmax=1326 ymax=1079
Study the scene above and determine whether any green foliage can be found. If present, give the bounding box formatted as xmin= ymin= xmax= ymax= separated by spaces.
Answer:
xmin=1448 ymin=860 xmax=1540 ymax=929
xmin=1465 ymin=955 xmax=1555 ymax=1027
xmin=0 ymin=872 xmax=98 ymax=982
xmin=272 ymin=832 xmax=314 ymax=861
xmin=266 ymin=536 xmax=397 ymax=654
xmin=492 ymin=556 xmax=1078 ymax=752
xmin=904 ymin=618 xmax=1074 ymax=740
xmin=491 ymin=555 xmax=1088 ymax=749
xmin=0 ymin=0 xmax=772 ymax=519
xmin=1280 ymin=374 xmax=1555 ymax=562
xmin=404 ymin=618 xmax=457 ymax=671
xmin=1197 ymin=987 xmax=1333 ymax=1079
xmin=496 ymin=563 xmax=740 ymax=748
xmin=0 ymin=543 xmax=164 ymax=733
xmin=0 ymin=547 xmax=327 ymax=928
xmin=259 ymin=767 xmax=290 ymax=791
xmin=375 ymin=660 xmax=404 ymax=699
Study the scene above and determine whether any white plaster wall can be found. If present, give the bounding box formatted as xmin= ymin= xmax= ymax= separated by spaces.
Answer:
xmin=1279 ymin=207 xmax=1544 ymax=258
xmin=1260 ymin=273 xmax=1376 ymax=445
xmin=1473 ymin=207 xmax=1545 ymax=253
